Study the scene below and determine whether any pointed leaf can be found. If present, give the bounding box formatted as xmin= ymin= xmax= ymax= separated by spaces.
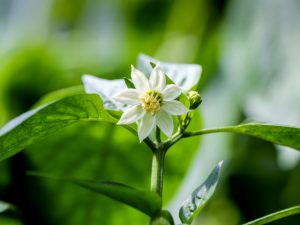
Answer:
xmin=0 ymin=94 xmax=118 ymax=161
xmin=28 ymin=172 xmax=162 ymax=217
xmin=230 ymin=123 xmax=300 ymax=151
xmin=179 ymin=161 xmax=223 ymax=224
xmin=193 ymin=123 xmax=300 ymax=151
xmin=243 ymin=205 xmax=300 ymax=225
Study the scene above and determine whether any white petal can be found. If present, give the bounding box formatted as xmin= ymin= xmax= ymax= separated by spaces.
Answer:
xmin=112 ymin=89 xmax=141 ymax=105
xmin=162 ymin=100 xmax=189 ymax=115
xmin=131 ymin=65 xmax=149 ymax=92
xmin=137 ymin=113 xmax=155 ymax=142
xmin=117 ymin=105 xmax=145 ymax=124
xmin=149 ymin=66 xmax=166 ymax=91
xmin=156 ymin=110 xmax=173 ymax=138
xmin=161 ymin=84 xmax=182 ymax=101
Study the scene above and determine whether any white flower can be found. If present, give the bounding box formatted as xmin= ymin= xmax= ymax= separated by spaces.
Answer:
xmin=113 ymin=65 xmax=189 ymax=142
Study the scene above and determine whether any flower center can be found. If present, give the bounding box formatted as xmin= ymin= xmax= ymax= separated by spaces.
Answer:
xmin=140 ymin=90 xmax=163 ymax=115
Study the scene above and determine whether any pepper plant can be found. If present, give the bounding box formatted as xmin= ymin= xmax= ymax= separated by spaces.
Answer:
xmin=0 ymin=54 xmax=300 ymax=225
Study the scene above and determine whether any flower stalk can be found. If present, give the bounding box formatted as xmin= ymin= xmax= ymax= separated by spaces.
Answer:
xmin=150 ymin=147 xmax=166 ymax=197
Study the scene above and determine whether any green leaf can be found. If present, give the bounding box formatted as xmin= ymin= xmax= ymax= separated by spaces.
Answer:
xmin=0 ymin=94 xmax=117 ymax=161
xmin=231 ymin=123 xmax=300 ymax=150
xmin=243 ymin=205 xmax=300 ymax=225
xmin=190 ymin=122 xmax=300 ymax=151
xmin=0 ymin=201 xmax=11 ymax=213
xmin=179 ymin=161 xmax=223 ymax=224
xmin=33 ymin=85 xmax=85 ymax=107
xmin=28 ymin=172 xmax=161 ymax=217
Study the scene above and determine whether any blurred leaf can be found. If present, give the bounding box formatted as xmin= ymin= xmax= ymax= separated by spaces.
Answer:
xmin=162 ymin=109 xmax=203 ymax=203
xmin=33 ymin=86 xmax=84 ymax=107
xmin=190 ymin=123 xmax=300 ymax=151
xmin=28 ymin=172 xmax=161 ymax=217
xmin=179 ymin=161 xmax=223 ymax=224
xmin=0 ymin=201 xmax=11 ymax=213
xmin=138 ymin=54 xmax=202 ymax=92
xmin=0 ymin=217 xmax=23 ymax=225
xmin=243 ymin=205 xmax=300 ymax=225
xmin=0 ymin=94 xmax=118 ymax=161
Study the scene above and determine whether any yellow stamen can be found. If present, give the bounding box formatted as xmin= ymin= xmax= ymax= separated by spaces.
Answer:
xmin=140 ymin=90 xmax=163 ymax=115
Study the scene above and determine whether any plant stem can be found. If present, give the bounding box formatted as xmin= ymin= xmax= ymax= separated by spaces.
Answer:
xmin=156 ymin=128 xmax=162 ymax=144
xmin=150 ymin=148 xmax=165 ymax=197
xmin=184 ymin=126 xmax=236 ymax=137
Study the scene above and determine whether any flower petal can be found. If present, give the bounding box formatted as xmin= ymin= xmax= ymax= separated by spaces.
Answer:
xmin=156 ymin=110 xmax=173 ymax=138
xmin=131 ymin=65 xmax=149 ymax=92
xmin=162 ymin=84 xmax=182 ymax=101
xmin=137 ymin=113 xmax=155 ymax=142
xmin=149 ymin=65 xmax=166 ymax=91
xmin=162 ymin=100 xmax=189 ymax=115
xmin=117 ymin=105 xmax=145 ymax=124
xmin=112 ymin=89 xmax=141 ymax=105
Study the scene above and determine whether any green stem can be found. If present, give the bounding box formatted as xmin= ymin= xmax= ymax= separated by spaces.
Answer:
xmin=144 ymin=137 xmax=158 ymax=151
xmin=183 ymin=126 xmax=236 ymax=137
xmin=150 ymin=148 xmax=165 ymax=197
xmin=156 ymin=128 xmax=162 ymax=144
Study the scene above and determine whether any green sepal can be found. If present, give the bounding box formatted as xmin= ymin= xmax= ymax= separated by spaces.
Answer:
xmin=123 ymin=77 xmax=135 ymax=89
xmin=150 ymin=62 xmax=156 ymax=69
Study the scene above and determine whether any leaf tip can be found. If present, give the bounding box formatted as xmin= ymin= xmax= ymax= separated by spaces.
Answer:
xmin=218 ymin=160 xmax=224 ymax=168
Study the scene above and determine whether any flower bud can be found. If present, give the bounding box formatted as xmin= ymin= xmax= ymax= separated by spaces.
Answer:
xmin=187 ymin=91 xmax=202 ymax=109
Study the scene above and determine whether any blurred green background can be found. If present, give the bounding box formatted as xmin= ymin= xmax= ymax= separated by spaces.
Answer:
xmin=0 ymin=0 xmax=300 ymax=224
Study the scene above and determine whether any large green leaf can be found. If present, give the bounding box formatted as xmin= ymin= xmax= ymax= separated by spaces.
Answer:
xmin=243 ymin=205 xmax=300 ymax=225
xmin=188 ymin=122 xmax=300 ymax=151
xmin=28 ymin=172 xmax=161 ymax=217
xmin=0 ymin=94 xmax=117 ymax=161
xmin=179 ymin=161 xmax=223 ymax=224
xmin=72 ymin=180 xmax=161 ymax=217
